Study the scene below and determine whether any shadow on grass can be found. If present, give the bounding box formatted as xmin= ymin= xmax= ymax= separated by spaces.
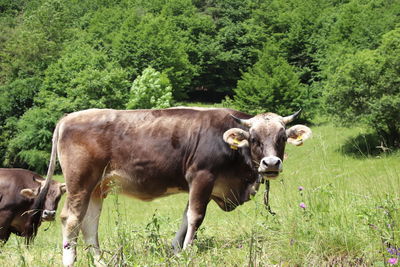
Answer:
xmin=339 ymin=132 xmax=397 ymax=158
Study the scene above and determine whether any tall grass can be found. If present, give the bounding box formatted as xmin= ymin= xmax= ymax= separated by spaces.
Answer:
xmin=1 ymin=123 xmax=399 ymax=266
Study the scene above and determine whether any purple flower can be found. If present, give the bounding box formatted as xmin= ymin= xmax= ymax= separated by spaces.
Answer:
xmin=387 ymin=247 xmax=400 ymax=256
xmin=299 ymin=202 xmax=306 ymax=209
xmin=388 ymin=258 xmax=398 ymax=265
xmin=388 ymin=248 xmax=400 ymax=255
xmin=298 ymin=186 xmax=304 ymax=191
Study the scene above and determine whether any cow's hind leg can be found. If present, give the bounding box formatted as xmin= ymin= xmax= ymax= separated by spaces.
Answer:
xmin=171 ymin=202 xmax=188 ymax=253
xmin=61 ymin=170 xmax=101 ymax=267
xmin=183 ymin=170 xmax=214 ymax=249
xmin=81 ymin=190 xmax=104 ymax=266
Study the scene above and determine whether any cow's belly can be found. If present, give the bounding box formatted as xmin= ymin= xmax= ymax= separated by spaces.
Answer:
xmin=102 ymin=170 xmax=186 ymax=201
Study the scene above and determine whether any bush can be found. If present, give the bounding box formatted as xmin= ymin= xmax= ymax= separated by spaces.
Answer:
xmin=325 ymin=28 xmax=400 ymax=147
xmin=126 ymin=66 xmax=173 ymax=109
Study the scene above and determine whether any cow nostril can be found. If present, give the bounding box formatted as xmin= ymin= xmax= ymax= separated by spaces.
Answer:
xmin=274 ymin=160 xmax=281 ymax=166
xmin=262 ymin=159 xmax=268 ymax=167
xmin=43 ymin=210 xmax=55 ymax=217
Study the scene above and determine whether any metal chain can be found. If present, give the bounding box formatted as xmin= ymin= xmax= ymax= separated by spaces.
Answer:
xmin=264 ymin=180 xmax=276 ymax=215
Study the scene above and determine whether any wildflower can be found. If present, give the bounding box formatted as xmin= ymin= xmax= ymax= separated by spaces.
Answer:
xmin=387 ymin=247 xmax=400 ymax=256
xmin=299 ymin=202 xmax=306 ymax=209
xmin=298 ymin=186 xmax=304 ymax=191
xmin=388 ymin=258 xmax=398 ymax=265
xmin=388 ymin=248 xmax=396 ymax=255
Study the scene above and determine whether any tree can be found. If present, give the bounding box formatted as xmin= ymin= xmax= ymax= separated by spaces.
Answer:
xmin=228 ymin=42 xmax=307 ymax=116
xmin=325 ymin=27 xmax=400 ymax=146
xmin=40 ymin=41 xmax=130 ymax=110
xmin=113 ymin=12 xmax=196 ymax=100
xmin=4 ymin=107 xmax=61 ymax=173
xmin=126 ymin=66 xmax=173 ymax=109
xmin=2 ymin=40 xmax=130 ymax=170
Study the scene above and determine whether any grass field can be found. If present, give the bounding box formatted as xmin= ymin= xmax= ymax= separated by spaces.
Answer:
xmin=0 ymin=122 xmax=399 ymax=266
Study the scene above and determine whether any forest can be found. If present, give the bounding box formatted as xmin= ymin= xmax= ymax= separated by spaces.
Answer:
xmin=0 ymin=0 xmax=399 ymax=172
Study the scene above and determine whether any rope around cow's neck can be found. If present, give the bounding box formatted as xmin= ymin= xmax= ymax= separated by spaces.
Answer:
xmin=264 ymin=180 xmax=276 ymax=215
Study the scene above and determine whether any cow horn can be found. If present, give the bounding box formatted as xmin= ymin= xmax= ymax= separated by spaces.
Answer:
xmin=33 ymin=176 xmax=45 ymax=187
xmin=282 ymin=109 xmax=302 ymax=124
xmin=230 ymin=114 xmax=252 ymax=128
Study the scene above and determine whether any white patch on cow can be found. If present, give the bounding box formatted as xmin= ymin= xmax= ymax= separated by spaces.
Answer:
xmin=62 ymin=243 xmax=76 ymax=267
xmin=81 ymin=197 xmax=104 ymax=266
xmin=81 ymin=199 xmax=102 ymax=247
xmin=183 ymin=207 xmax=196 ymax=249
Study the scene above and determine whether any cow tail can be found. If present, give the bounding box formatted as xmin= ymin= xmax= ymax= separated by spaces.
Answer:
xmin=25 ymin=122 xmax=61 ymax=245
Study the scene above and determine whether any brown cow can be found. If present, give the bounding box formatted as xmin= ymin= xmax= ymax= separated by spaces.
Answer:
xmin=0 ymin=168 xmax=66 ymax=244
xmin=42 ymin=107 xmax=311 ymax=266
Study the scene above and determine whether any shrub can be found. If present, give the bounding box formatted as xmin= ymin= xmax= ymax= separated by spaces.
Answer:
xmin=126 ymin=67 xmax=173 ymax=109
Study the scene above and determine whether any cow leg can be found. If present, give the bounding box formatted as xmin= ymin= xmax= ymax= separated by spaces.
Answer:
xmin=0 ymin=211 xmax=13 ymax=244
xmin=61 ymin=196 xmax=81 ymax=267
xmin=61 ymin=170 xmax=101 ymax=267
xmin=183 ymin=170 xmax=214 ymax=249
xmin=171 ymin=202 xmax=188 ymax=253
xmin=80 ymin=194 xmax=104 ymax=266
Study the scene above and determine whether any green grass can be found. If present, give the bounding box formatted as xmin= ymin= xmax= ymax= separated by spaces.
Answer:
xmin=1 ymin=122 xmax=399 ymax=266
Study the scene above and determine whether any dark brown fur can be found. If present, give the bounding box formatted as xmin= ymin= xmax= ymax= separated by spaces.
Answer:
xmin=0 ymin=168 xmax=65 ymax=244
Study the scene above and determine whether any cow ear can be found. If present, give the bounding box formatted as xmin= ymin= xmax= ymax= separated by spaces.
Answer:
xmin=223 ymin=128 xmax=250 ymax=149
xmin=60 ymin=183 xmax=67 ymax=194
xmin=20 ymin=188 xmax=38 ymax=199
xmin=286 ymin=125 xmax=312 ymax=146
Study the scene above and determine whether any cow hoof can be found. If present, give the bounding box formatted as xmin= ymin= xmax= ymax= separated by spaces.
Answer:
xmin=172 ymin=246 xmax=182 ymax=255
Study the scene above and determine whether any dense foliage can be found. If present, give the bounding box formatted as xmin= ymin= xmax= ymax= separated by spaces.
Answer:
xmin=227 ymin=42 xmax=306 ymax=115
xmin=126 ymin=66 xmax=173 ymax=109
xmin=0 ymin=0 xmax=400 ymax=170
xmin=325 ymin=28 xmax=400 ymax=147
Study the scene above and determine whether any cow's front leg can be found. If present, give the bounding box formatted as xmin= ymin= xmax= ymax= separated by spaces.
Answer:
xmin=0 ymin=211 xmax=13 ymax=244
xmin=172 ymin=202 xmax=188 ymax=253
xmin=183 ymin=170 xmax=214 ymax=249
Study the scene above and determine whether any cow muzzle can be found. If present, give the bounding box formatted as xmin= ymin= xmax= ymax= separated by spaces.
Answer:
xmin=258 ymin=156 xmax=282 ymax=179
xmin=42 ymin=210 xmax=56 ymax=221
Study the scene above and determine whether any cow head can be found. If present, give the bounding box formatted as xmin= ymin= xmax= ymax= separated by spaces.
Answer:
xmin=223 ymin=110 xmax=312 ymax=180
xmin=20 ymin=178 xmax=66 ymax=221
